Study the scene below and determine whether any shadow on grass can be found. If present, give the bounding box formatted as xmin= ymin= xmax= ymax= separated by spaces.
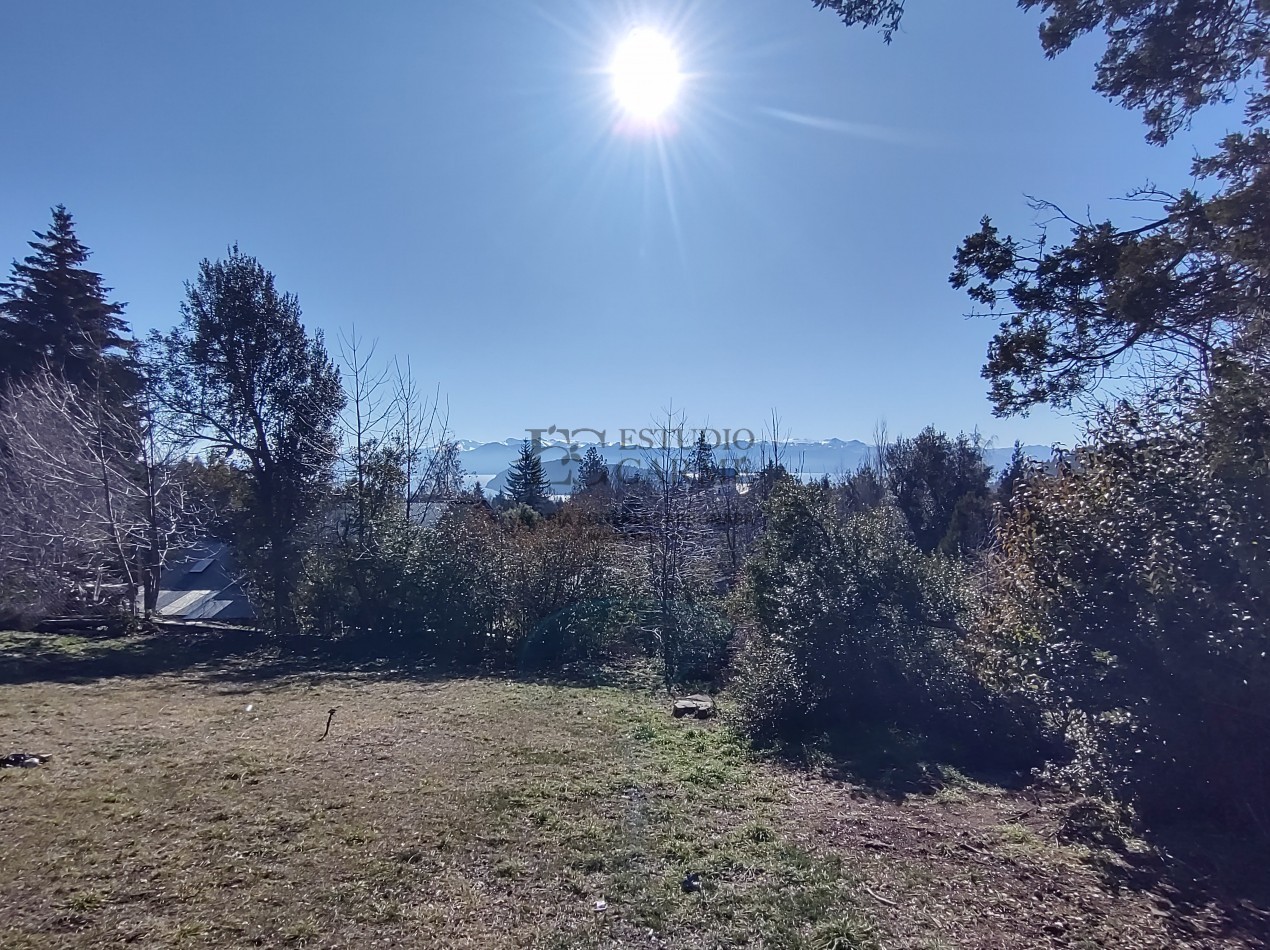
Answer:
xmin=767 ymin=718 xmax=1049 ymax=803
xmin=769 ymin=716 xmax=1270 ymax=944
xmin=1064 ymin=809 xmax=1270 ymax=945
xmin=767 ymin=721 xmax=1270 ymax=942
xmin=0 ymin=626 xmax=668 ymax=694
xmin=0 ymin=627 xmax=452 ymax=687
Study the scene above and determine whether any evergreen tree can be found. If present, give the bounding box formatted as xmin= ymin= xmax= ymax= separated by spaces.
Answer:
xmin=0 ymin=206 xmax=140 ymax=405
xmin=690 ymin=431 xmax=718 ymax=486
xmin=995 ymin=441 xmax=1030 ymax=510
xmin=883 ymin=427 xmax=992 ymax=553
xmin=460 ymin=480 xmax=492 ymax=511
xmin=153 ymin=246 xmax=344 ymax=633
xmin=505 ymin=440 xmax=552 ymax=512
xmin=574 ymin=444 xmax=610 ymax=494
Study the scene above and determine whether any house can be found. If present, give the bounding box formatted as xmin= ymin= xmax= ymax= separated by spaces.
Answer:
xmin=152 ymin=541 xmax=256 ymax=622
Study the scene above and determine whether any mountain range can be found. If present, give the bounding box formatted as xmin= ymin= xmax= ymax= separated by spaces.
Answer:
xmin=457 ymin=437 xmax=1053 ymax=497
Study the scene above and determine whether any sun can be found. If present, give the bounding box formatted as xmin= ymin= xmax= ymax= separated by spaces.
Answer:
xmin=610 ymin=28 xmax=682 ymax=120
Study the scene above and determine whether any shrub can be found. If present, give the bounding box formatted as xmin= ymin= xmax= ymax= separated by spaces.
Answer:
xmin=297 ymin=503 xmax=642 ymax=670
xmin=984 ymin=365 xmax=1270 ymax=831
xmin=732 ymin=481 xmax=1028 ymax=760
xmin=503 ymin=510 xmax=642 ymax=669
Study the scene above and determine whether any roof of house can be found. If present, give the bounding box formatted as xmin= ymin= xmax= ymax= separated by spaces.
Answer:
xmin=154 ymin=541 xmax=256 ymax=622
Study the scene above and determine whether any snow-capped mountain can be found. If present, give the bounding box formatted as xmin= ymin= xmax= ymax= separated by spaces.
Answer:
xmin=455 ymin=437 xmax=1052 ymax=497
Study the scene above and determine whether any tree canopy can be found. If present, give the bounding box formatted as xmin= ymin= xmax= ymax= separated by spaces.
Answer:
xmin=153 ymin=245 xmax=344 ymax=631
xmin=506 ymin=440 xmax=553 ymax=512
xmin=815 ymin=0 xmax=1270 ymax=416
xmin=0 ymin=205 xmax=140 ymax=409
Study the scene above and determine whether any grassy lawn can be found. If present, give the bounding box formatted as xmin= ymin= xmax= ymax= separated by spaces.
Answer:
xmin=0 ymin=632 xmax=1265 ymax=949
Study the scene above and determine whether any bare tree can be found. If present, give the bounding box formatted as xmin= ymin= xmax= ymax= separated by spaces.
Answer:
xmin=624 ymin=408 xmax=715 ymax=684
xmin=327 ymin=342 xmax=458 ymax=554
xmin=710 ymin=448 xmax=759 ymax=583
xmin=337 ymin=330 xmax=394 ymax=550
xmin=0 ymin=371 xmax=197 ymax=622
xmin=871 ymin=418 xmax=890 ymax=480
xmin=391 ymin=357 xmax=460 ymax=525
xmin=135 ymin=384 xmax=203 ymax=616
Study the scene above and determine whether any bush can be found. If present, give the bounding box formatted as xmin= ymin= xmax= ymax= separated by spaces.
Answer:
xmin=502 ymin=509 xmax=642 ymax=669
xmin=732 ymin=481 xmax=1030 ymax=761
xmin=646 ymin=598 xmax=735 ymax=686
xmin=296 ymin=502 xmax=642 ymax=670
xmin=984 ymin=366 xmax=1270 ymax=832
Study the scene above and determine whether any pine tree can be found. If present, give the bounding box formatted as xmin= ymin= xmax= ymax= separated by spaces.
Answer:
xmin=505 ymin=440 xmax=552 ymax=511
xmin=995 ymin=441 xmax=1029 ymax=509
xmin=574 ymin=444 xmax=610 ymax=494
xmin=0 ymin=206 xmax=140 ymax=405
xmin=690 ymin=431 xmax=717 ymax=486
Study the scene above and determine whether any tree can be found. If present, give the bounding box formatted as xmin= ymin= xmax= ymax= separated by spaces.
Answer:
xmin=337 ymin=331 xmax=393 ymax=551
xmin=812 ymin=1 xmax=1268 ymax=145
xmin=984 ymin=374 xmax=1270 ymax=829
xmin=0 ymin=370 xmax=196 ymax=622
xmin=1018 ymin=0 xmax=1269 ymax=147
xmin=0 ymin=371 xmax=139 ymax=622
xmin=813 ymin=1 xmax=1270 ymax=417
xmin=624 ymin=410 xmax=727 ymax=684
xmin=419 ymin=439 xmax=465 ymax=504
xmin=949 ymin=1 xmax=1270 ymax=414
xmin=153 ymin=246 xmax=344 ymax=633
xmin=810 ymin=1 xmax=905 ymax=41
xmin=0 ymin=206 xmax=140 ymax=409
xmin=573 ymin=444 xmax=610 ymax=494
xmin=690 ymin=430 xmax=718 ymax=486
xmin=995 ymin=441 xmax=1030 ymax=510
xmin=505 ymin=440 xmax=552 ymax=512
xmin=882 ymin=427 xmax=992 ymax=553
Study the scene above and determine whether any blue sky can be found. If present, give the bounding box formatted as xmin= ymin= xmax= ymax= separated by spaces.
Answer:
xmin=1 ymin=1 xmax=1240 ymax=447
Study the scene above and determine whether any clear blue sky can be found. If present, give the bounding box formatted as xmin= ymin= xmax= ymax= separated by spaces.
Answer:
xmin=0 ymin=1 xmax=1239 ymax=447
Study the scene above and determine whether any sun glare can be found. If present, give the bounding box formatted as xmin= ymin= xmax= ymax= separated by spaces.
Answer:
xmin=610 ymin=28 xmax=682 ymax=120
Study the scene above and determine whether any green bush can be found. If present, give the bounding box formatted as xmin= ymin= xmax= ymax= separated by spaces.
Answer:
xmin=297 ymin=503 xmax=642 ymax=670
xmin=984 ymin=364 xmax=1270 ymax=831
xmin=732 ymin=481 xmax=1028 ymax=760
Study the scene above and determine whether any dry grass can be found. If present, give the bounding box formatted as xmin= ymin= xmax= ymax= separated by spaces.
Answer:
xmin=0 ymin=632 xmax=1266 ymax=949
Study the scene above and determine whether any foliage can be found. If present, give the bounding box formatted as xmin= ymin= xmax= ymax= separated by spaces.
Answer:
xmin=808 ymin=0 xmax=906 ymax=42
xmin=882 ymin=426 xmax=993 ymax=553
xmin=815 ymin=1 xmax=1270 ymax=418
xmin=1019 ymin=0 xmax=1269 ymax=145
xmin=620 ymin=419 xmax=735 ymax=685
xmin=814 ymin=0 xmax=1269 ymax=146
xmin=951 ymin=167 xmax=1269 ymax=414
xmin=983 ymin=371 xmax=1270 ymax=829
xmin=995 ymin=440 xmax=1030 ymax=509
xmin=296 ymin=498 xmax=643 ymax=669
xmin=733 ymin=481 xmax=1009 ymax=752
xmin=504 ymin=509 xmax=642 ymax=669
xmin=573 ymin=444 xmax=610 ymax=494
xmin=505 ymin=439 xmax=553 ymax=512
xmin=947 ymin=0 xmax=1270 ymax=415
xmin=690 ymin=430 xmax=718 ymax=484
xmin=499 ymin=502 xmax=542 ymax=530
xmin=0 ymin=205 xmax=141 ymax=413
xmin=152 ymin=246 xmax=344 ymax=632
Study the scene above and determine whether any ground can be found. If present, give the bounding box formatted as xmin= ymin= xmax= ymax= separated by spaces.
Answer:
xmin=0 ymin=630 xmax=1267 ymax=949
